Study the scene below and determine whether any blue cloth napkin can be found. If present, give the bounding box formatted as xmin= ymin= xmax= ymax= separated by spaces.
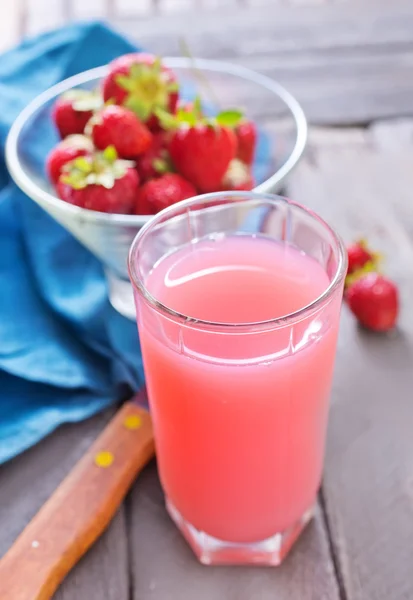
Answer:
xmin=0 ymin=22 xmax=146 ymax=464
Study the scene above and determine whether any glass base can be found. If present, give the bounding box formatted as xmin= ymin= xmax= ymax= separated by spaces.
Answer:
xmin=166 ymin=499 xmax=315 ymax=566
xmin=105 ymin=269 xmax=136 ymax=321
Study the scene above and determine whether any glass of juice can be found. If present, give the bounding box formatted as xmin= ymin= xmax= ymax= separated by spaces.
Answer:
xmin=128 ymin=192 xmax=347 ymax=566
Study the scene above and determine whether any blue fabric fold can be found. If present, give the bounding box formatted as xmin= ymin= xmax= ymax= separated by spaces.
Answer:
xmin=0 ymin=22 xmax=145 ymax=464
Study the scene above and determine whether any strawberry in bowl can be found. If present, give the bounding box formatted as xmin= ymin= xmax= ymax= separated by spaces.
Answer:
xmin=87 ymin=105 xmax=153 ymax=159
xmin=44 ymin=56 xmax=263 ymax=215
xmin=46 ymin=135 xmax=94 ymax=185
xmin=6 ymin=53 xmax=307 ymax=318
xmin=57 ymin=146 xmax=139 ymax=214
xmin=52 ymin=89 xmax=103 ymax=138
xmin=102 ymin=53 xmax=179 ymax=131
xmin=221 ymin=159 xmax=255 ymax=191
xmin=235 ymin=119 xmax=257 ymax=165
xmin=136 ymin=173 xmax=197 ymax=215
xmin=167 ymin=112 xmax=239 ymax=193
xmin=135 ymin=131 xmax=172 ymax=183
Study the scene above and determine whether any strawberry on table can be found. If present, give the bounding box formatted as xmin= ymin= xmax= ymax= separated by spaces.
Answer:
xmin=235 ymin=120 xmax=257 ymax=165
xmin=162 ymin=105 xmax=240 ymax=193
xmin=346 ymin=273 xmax=399 ymax=332
xmin=346 ymin=240 xmax=378 ymax=274
xmin=221 ymin=158 xmax=255 ymax=191
xmin=46 ymin=135 xmax=94 ymax=185
xmin=57 ymin=146 xmax=139 ymax=214
xmin=102 ymin=53 xmax=179 ymax=130
xmin=345 ymin=239 xmax=381 ymax=287
xmin=135 ymin=173 xmax=196 ymax=215
xmin=52 ymin=89 xmax=103 ymax=138
xmin=87 ymin=105 xmax=152 ymax=159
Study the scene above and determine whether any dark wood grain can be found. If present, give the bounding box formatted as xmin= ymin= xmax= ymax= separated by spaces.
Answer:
xmin=128 ymin=463 xmax=340 ymax=600
xmin=0 ymin=410 xmax=130 ymax=600
xmin=289 ymin=123 xmax=413 ymax=600
xmin=115 ymin=0 xmax=413 ymax=126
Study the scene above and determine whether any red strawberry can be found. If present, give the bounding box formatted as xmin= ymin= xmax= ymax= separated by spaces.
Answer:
xmin=56 ymin=179 xmax=84 ymax=207
xmin=102 ymin=53 xmax=179 ymax=131
xmin=235 ymin=120 xmax=257 ymax=165
xmin=135 ymin=173 xmax=196 ymax=215
xmin=52 ymin=89 xmax=103 ymax=138
xmin=346 ymin=273 xmax=399 ymax=332
xmin=57 ymin=146 xmax=139 ymax=214
xmin=87 ymin=105 xmax=152 ymax=159
xmin=169 ymin=125 xmax=237 ymax=193
xmin=136 ymin=131 xmax=172 ymax=182
xmin=345 ymin=240 xmax=381 ymax=288
xmin=347 ymin=240 xmax=375 ymax=275
xmin=46 ymin=135 xmax=93 ymax=185
xmin=221 ymin=158 xmax=255 ymax=191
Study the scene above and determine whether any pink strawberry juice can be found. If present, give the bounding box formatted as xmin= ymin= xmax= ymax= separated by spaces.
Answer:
xmin=135 ymin=235 xmax=341 ymax=544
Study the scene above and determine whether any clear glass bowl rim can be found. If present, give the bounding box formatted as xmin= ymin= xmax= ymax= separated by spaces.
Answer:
xmin=5 ymin=57 xmax=308 ymax=227
xmin=128 ymin=191 xmax=348 ymax=332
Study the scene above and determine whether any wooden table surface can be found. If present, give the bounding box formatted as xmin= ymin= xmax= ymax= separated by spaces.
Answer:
xmin=2 ymin=1 xmax=413 ymax=599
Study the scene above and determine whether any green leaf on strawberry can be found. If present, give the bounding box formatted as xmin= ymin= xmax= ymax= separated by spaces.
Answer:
xmin=61 ymin=171 xmax=89 ymax=190
xmin=124 ymin=95 xmax=153 ymax=122
xmin=115 ymin=75 xmax=136 ymax=93
xmin=60 ymin=146 xmax=134 ymax=190
xmin=156 ymin=99 xmax=244 ymax=131
xmin=153 ymin=157 xmax=171 ymax=174
xmin=103 ymin=145 xmax=118 ymax=163
xmin=114 ymin=57 xmax=179 ymax=123
xmin=62 ymin=89 xmax=103 ymax=112
xmin=215 ymin=109 xmax=243 ymax=128
xmin=154 ymin=107 xmax=181 ymax=130
xmin=72 ymin=156 xmax=93 ymax=173
xmin=192 ymin=97 xmax=203 ymax=119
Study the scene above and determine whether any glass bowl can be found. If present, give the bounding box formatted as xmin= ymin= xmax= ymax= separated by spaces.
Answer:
xmin=5 ymin=57 xmax=307 ymax=319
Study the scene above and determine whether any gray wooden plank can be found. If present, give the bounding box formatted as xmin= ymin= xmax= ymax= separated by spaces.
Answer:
xmin=114 ymin=0 xmax=413 ymax=125
xmin=115 ymin=0 xmax=154 ymax=16
xmin=160 ymin=0 xmax=195 ymax=12
xmin=25 ymin=0 xmax=66 ymax=36
xmin=71 ymin=0 xmax=107 ymax=19
xmin=370 ymin=117 xmax=413 ymax=151
xmin=128 ymin=463 xmax=340 ymax=600
xmin=289 ymin=0 xmax=327 ymax=5
xmin=288 ymin=125 xmax=413 ymax=600
xmin=0 ymin=0 xmax=23 ymax=52
xmin=0 ymin=409 xmax=129 ymax=600
xmin=55 ymin=508 xmax=128 ymax=600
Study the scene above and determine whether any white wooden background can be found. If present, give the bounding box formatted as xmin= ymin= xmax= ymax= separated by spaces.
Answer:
xmin=0 ymin=0 xmax=335 ymax=54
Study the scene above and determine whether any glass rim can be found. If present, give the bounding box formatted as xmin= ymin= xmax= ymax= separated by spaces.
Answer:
xmin=128 ymin=192 xmax=347 ymax=331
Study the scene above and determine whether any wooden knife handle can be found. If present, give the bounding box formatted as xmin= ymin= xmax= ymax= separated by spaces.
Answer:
xmin=0 ymin=401 xmax=155 ymax=600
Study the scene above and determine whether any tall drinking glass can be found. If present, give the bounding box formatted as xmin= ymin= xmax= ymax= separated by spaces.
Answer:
xmin=128 ymin=192 xmax=346 ymax=566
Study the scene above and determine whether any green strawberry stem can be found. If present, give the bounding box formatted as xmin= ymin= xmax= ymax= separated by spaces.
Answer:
xmin=179 ymin=37 xmax=222 ymax=109
xmin=155 ymin=102 xmax=243 ymax=130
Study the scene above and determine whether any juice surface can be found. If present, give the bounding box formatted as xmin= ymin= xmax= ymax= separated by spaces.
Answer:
xmin=147 ymin=235 xmax=327 ymax=323
xmin=138 ymin=235 xmax=339 ymax=543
